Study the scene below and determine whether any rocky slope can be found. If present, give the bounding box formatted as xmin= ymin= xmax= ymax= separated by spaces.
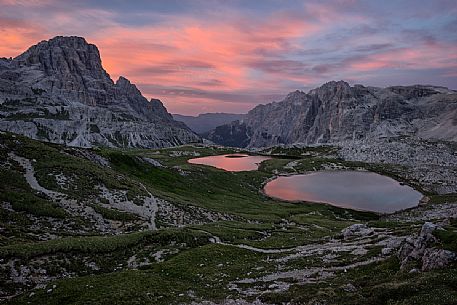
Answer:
xmin=206 ymin=81 xmax=457 ymax=148
xmin=173 ymin=113 xmax=246 ymax=134
xmin=338 ymin=138 xmax=457 ymax=194
xmin=0 ymin=36 xmax=201 ymax=148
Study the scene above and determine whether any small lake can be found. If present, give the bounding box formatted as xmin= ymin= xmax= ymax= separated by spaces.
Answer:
xmin=188 ymin=154 xmax=271 ymax=172
xmin=264 ymin=171 xmax=423 ymax=213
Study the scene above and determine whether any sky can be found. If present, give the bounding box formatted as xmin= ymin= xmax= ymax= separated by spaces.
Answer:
xmin=1 ymin=0 xmax=456 ymax=115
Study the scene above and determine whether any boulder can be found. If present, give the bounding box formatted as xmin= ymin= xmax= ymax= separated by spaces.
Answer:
xmin=341 ymin=224 xmax=374 ymax=240
xmin=398 ymin=237 xmax=416 ymax=263
xmin=420 ymin=222 xmax=440 ymax=236
xmin=341 ymin=283 xmax=357 ymax=293
xmin=399 ymin=223 xmax=439 ymax=262
xmin=421 ymin=248 xmax=457 ymax=271
xmin=381 ymin=247 xmax=394 ymax=256
xmin=397 ymin=222 xmax=453 ymax=271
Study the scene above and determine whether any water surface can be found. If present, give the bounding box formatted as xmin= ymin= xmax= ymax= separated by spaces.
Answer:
xmin=188 ymin=154 xmax=270 ymax=172
xmin=264 ymin=171 xmax=422 ymax=213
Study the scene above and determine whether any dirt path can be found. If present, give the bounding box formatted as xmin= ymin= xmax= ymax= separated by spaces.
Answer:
xmin=9 ymin=153 xmax=63 ymax=199
xmin=97 ymin=183 xmax=159 ymax=230
xmin=203 ymin=227 xmax=406 ymax=297
xmin=139 ymin=182 xmax=158 ymax=230
xmin=8 ymin=152 xmax=110 ymax=231
xmin=209 ymin=229 xmax=402 ymax=257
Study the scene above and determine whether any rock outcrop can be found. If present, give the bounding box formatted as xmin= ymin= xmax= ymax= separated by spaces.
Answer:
xmin=341 ymin=224 xmax=374 ymax=240
xmin=206 ymin=81 xmax=457 ymax=148
xmin=0 ymin=36 xmax=201 ymax=148
xmin=398 ymin=222 xmax=457 ymax=271
xmin=421 ymin=248 xmax=456 ymax=271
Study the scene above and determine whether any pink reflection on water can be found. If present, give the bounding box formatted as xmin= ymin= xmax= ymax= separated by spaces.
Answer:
xmin=264 ymin=178 xmax=322 ymax=202
xmin=264 ymin=171 xmax=423 ymax=213
xmin=188 ymin=154 xmax=271 ymax=171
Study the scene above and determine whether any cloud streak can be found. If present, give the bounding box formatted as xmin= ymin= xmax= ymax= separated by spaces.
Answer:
xmin=0 ymin=0 xmax=456 ymax=114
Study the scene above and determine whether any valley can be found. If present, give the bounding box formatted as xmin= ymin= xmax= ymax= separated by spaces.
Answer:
xmin=0 ymin=35 xmax=456 ymax=305
xmin=0 ymin=131 xmax=456 ymax=305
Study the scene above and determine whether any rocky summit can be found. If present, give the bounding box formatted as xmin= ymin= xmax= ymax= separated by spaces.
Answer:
xmin=0 ymin=36 xmax=201 ymax=148
xmin=206 ymin=80 xmax=457 ymax=148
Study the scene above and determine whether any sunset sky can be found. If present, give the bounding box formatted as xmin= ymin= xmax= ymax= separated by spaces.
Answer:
xmin=1 ymin=0 xmax=456 ymax=115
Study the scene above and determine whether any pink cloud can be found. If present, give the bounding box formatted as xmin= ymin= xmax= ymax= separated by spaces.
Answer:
xmin=349 ymin=43 xmax=457 ymax=72
xmin=1 ymin=1 xmax=456 ymax=115
xmin=90 ymin=11 xmax=322 ymax=98
xmin=0 ymin=17 xmax=48 ymax=56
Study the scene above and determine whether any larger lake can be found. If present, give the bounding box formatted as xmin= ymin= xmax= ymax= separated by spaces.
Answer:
xmin=188 ymin=154 xmax=271 ymax=172
xmin=264 ymin=171 xmax=423 ymax=213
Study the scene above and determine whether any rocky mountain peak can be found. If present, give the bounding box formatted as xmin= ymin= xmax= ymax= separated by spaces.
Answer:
xmin=0 ymin=36 xmax=201 ymax=148
xmin=150 ymin=98 xmax=166 ymax=109
xmin=309 ymin=80 xmax=350 ymax=92
xmin=0 ymin=57 xmax=12 ymax=68
xmin=206 ymin=80 xmax=457 ymax=148
xmin=116 ymin=75 xmax=131 ymax=86
xmin=150 ymin=99 xmax=173 ymax=120
xmin=387 ymin=85 xmax=442 ymax=99
xmin=13 ymin=36 xmax=110 ymax=81
xmin=285 ymin=90 xmax=306 ymax=99
xmin=116 ymin=76 xmax=142 ymax=96
xmin=308 ymin=80 xmax=352 ymax=101
xmin=113 ymin=77 xmax=174 ymax=122
xmin=323 ymin=80 xmax=350 ymax=88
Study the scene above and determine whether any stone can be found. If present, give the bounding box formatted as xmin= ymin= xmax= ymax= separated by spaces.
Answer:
xmin=397 ymin=222 xmax=452 ymax=271
xmin=141 ymin=157 xmax=163 ymax=167
xmin=420 ymin=222 xmax=440 ymax=236
xmin=341 ymin=283 xmax=357 ymax=293
xmin=398 ymin=223 xmax=440 ymax=263
xmin=397 ymin=237 xmax=416 ymax=262
xmin=341 ymin=224 xmax=374 ymax=239
xmin=351 ymin=248 xmax=368 ymax=255
xmin=381 ymin=247 xmax=394 ymax=256
xmin=421 ymin=248 xmax=456 ymax=271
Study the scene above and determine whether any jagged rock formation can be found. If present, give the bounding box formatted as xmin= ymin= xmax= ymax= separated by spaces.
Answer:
xmin=206 ymin=81 xmax=457 ymax=148
xmin=398 ymin=222 xmax=457 ymax=271
xmin=0 ymin=36 xmax=201 ymax=148
xmin=173 ymin=113 xmax=246 ymax=134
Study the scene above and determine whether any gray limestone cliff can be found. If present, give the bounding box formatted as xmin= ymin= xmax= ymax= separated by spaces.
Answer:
xmin=206 ymin=81 xmax=457 ymax=148
xmin=0 ymin=36 xmax=201 ymax=148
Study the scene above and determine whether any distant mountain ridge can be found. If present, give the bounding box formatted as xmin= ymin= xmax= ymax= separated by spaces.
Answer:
xmin=0 ymin=36 xmax=201 ymax=148
xmin=206 ymin=81 xmax=457 ymax=148
xmin=172 ymin=113 xmax=245 ymax=134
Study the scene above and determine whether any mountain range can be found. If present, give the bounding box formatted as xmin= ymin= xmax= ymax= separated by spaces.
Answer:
xmin=172 ymin=113 xmax=245 ymax=134
xmin=206 ymin=81 xmax=457 ymax=148
xmin=1 ymin=37 xmax=456 ymax=151
xmin=0 ymin=36 xmax=201 ymax=148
